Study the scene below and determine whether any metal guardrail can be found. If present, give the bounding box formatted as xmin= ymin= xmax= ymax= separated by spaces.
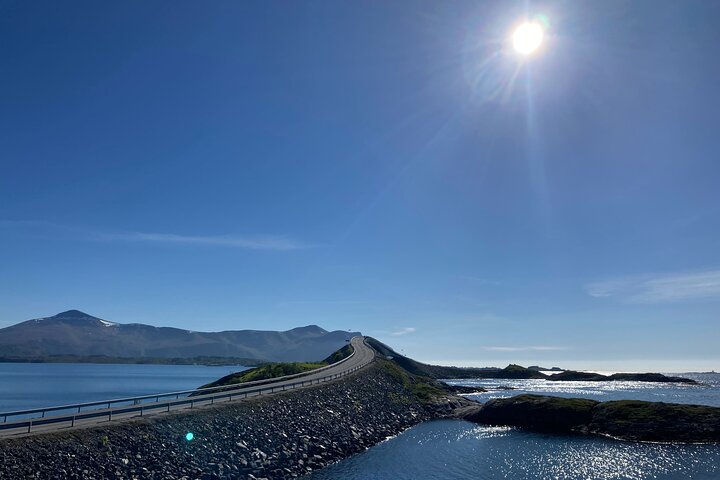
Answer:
xmin=0 ymin=360 xmax=371 ymax=435
xmin=0 ymin=337 xmax=369 ymax=433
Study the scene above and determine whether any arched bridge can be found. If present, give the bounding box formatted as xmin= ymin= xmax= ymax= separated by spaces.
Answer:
xmin=0 ymin=336 xmax=375 ymax=437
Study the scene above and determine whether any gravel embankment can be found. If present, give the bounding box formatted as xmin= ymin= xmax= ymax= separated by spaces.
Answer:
xmin=0 ymin=363 xmax=458 ymax=479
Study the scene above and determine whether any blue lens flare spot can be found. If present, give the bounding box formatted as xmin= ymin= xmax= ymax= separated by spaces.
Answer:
xmin=185 ymin=432 xmax=194 ymax=441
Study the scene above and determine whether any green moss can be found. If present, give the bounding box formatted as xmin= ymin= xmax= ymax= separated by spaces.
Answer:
xmin=199 ymin=343 xmax=356 ymax=389
xmin=380 ymin=360 xmax=411 ymax=386
xmin=379 ymin=359 xmax=446 ymax=403
xmin=597 ymin=400 xmax=717 ymax=422
xmin=201 ymin=362 xmax=326 ymax=388
xmin=508 ymin=394 xmax=599 ymax=412
xmin=323 ymin=344 xmax=353 ymax=364
xmin=409 ymin=382 xmax=445 ymax=402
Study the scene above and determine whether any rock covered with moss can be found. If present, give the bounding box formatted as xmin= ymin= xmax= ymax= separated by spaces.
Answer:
xmin=467 ymin=395 xmax=598 ymax=433
xmin=465 ymin=394 xmax=720 ymax=443
xmin=589 ymin=400 xmax=720 ymax=442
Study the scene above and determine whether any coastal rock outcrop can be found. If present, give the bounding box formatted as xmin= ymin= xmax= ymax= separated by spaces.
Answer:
xmin=548 ymin=370 xmax=700 ymax=384
xmin=589 ymin=400 xmax=720 ymax=442
xmin=465 ymin=394 xmax=720 ymax=443
xmin=466 ymin=395 xmax=598 ymax=433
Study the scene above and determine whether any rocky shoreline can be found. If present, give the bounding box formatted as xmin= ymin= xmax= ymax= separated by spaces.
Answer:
xmin=1 ymin=348 xmax=714 ymax=479
xmin=464 ymin=394 xmax=720 ymax=443
xmin=0 ymin=362 xmax=468 ymax=480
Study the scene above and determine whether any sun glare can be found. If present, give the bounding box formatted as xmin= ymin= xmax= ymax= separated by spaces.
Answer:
xmin=512 ymin=22 xmax=544 ymax=55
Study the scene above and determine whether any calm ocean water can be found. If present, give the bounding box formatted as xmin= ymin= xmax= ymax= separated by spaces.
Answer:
xmin=0 ymin=362 xmax=247 ymax=412
xmin=2 ymin=364 xmax=718 ymax=479
xmin=307 ymin=373 xmax=720 ymax=480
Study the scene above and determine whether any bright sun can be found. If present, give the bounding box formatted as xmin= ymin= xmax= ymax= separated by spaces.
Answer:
xmin=512 ymin=22 xmax=544 ymax=55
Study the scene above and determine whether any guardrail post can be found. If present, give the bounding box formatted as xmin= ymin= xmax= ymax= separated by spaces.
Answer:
xmin=167 ymin=404 xmax=170 ymax=412
xmin=28 ymin=420 xmax=32 ymax=434
xmin=71 ymin=416 xmax=75 ymax=427
xmin=140 ymin=406 xmax=143 ymax=417
xmin=109 ymin=411 xmax=112 ymax=422
xmin=190 ymin=400 xmax=194 ymax=409
xmin=210 ymin=397 xmax=214 ymax=405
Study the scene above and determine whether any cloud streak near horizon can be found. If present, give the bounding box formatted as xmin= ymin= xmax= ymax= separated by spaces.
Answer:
xmin=390 ymin=327 xmax=417 ymax=336
xmin=586 ymin=268 xmax=720 ymax=304
xmin=0 ymin=220 xmax=310 ymax=251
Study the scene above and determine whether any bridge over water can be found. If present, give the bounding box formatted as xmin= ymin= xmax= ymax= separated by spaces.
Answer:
xmin=0 ymin=336 xmax=375 ymax=437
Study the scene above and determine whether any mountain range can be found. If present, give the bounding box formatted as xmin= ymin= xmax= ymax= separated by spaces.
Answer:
xmin=0 ymin=310 xmax=360 ymax=363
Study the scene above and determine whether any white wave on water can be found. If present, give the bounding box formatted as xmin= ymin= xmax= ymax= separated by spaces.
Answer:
xmin=444 ymin=372 xmax=720 ymax=407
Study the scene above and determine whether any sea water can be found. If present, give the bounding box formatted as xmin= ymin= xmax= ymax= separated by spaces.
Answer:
xmin=0 ymin=362 xmax=247 ymax=412
xmin=306 ymin=373 xmax=720 ymax=480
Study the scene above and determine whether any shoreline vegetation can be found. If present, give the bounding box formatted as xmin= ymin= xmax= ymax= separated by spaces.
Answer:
xmin=199 ymin=344 xmax=354 ymax=389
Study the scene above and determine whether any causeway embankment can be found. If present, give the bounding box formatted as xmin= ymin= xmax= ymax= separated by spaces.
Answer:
xmin=0 ymin=360 xmax=471 ymax=479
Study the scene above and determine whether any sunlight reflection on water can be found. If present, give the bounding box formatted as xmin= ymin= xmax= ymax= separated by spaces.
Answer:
xmin=306 ymin=374 xmax=720 ymax=480
xmin=306 ymin=421 xmax=720 ymax=480
xmin=444 ymin=373 xmax=720 ymax=407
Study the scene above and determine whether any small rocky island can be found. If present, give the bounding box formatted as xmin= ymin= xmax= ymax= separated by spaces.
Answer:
xmin=547 ymin=370 xmax=700 ymax=384
xmin=464 ymin=394 xmax=720 ymax=443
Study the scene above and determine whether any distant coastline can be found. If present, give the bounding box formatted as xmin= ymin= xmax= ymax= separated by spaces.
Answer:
xmin=0 ymin=355 xmax=264 ymax=366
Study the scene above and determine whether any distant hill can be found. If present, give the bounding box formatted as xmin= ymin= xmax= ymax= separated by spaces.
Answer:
xmin=365 ymin=338 xmax=697 ymax=384
xmin=0 ymin=310 xmax=360 ymax=363
xmin=364 ymin=337 xmax=546 ymax=379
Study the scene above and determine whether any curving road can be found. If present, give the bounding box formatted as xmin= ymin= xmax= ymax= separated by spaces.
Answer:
xmin=0 ymin=336 xmax=375 ymax=438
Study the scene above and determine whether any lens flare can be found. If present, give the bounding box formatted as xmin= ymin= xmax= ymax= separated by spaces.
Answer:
xmin=185 ymin=432 xmax=194 ymax=441
xmin=512 ymin=22 xmax=544 ymax=55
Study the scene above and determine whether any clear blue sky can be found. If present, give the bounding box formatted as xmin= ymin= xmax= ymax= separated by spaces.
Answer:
xmin=1 ymin=1 xmax=718 ymax=371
